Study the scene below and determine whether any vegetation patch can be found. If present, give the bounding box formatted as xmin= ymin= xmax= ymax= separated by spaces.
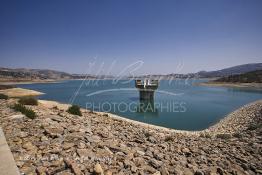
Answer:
xmin=0 ymin=93 xmax=8 ymax=99
xmin=52 ymin=106 xmax=59 ymax=110
xmin=199 ymin=132 xmax=212 ymax=138
xmin=67 ymin=105 xmax=82 ymax=116
xmin=12 ymin=103 xmax=37 ymax=119
xmin=232 ymin=133 xmax=242 ymax=138
xmin=247 ymin=123 xmax=262 ymax=131
xmin=214 ymin=70 xmax=262 ymax=83
xmin=18 ymin=97 xmax=38 ymax=105
xmin=216 ymin=133 xmax=232 ymax=139
xmin=144 ymin=131 xmax=152 ymax=138
xmin=164 ymin=135 xmax=174 ymax=142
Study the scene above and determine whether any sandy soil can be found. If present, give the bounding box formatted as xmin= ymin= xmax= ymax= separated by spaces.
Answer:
xmin=0 ymin=88 xmax=44 ymax=97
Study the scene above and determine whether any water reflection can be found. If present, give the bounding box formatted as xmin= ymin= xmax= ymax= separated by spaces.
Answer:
xmin=136 ymin=99 xmax=159 ymax=117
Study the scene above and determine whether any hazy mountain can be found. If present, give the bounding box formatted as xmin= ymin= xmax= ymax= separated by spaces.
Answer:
xmin=1 ymin=63 xmax=262 ymax=81
xmin=196 ymin=63 xmax=262 ymax=78
xmin=214 ymin=70 xmax=262 ymax=83
xmin=132 ymin=63 xmax=262 ymax=79
xmin=0 ymin=67 xmax=95 ymax=81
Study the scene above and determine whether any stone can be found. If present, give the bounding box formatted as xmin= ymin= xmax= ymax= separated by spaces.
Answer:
xmin=131 ymin=165 xmax=137 ymax=173
xmin=152 ymin=171 xmax=161 ymax=175
xmin=77 ymin=141 xmax=86 ymax=149
xmin=184 ymin=168 xmax=194 ymax=175
xmin=135 ymin=150 xmax=145 ymax=156
xmin=18 ymin=131 xmax=28 ymax=138
xmin=36 ymin=166 xmax=47 ymax=175
xmin=149 ymin=159 xmax=162 ymax=168
xmin=41 ymin=136 xmax=48 ymax=142
xmin=9 ymin=114 xmax=25 ymax=120
xmin=64 ymin=160 xmax=82 ymax=175
xmin=86 ymin=135 xmax=100 ymax=143
xmin=49 ymin=115 xmax=64 ymax=122
xmin=44 ymin=127 xmax=64 ymax=137
xmin=105 ymin=170 xmax=112 ymax=175
xmin=160 ymin=166 xmax=169 ymax=175
xmin=148 ymin=136 xmax=157 ymax=143
xmin=194 ymin=170 xmax=204 ymax=175
xmin=22 ymin=142 xmax=36 ymax=151
xmin=63 ymin=142 xmax=75 ymax=150
xmin=142 ymin=165 xmax=156 ymax=173
xmin=182 ymin=148 xmax=190 ymax=153
xmin=94 ymin=163 xmax=104 ymax=175
xmin=77 ymin=149 xmax=95 ymax=159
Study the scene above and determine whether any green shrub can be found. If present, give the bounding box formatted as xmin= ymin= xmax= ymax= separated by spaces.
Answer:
xmin=67 ymin=105 xmax=82 ymax=116
xmin=18 ymin=97 xmax=38 ymax=105
xmin=144 ymin=131 xmax=152 ymax=138
xmin=0 ymin=93 xmax=8 ymax=100
xmin=164 ymin=135 xmax=174 ymax=142
xmin=247 ymin=123 xmax=262 ymax=131
xmin=232 ymin=133 xmax=242 ymax=138
xmin=199 ymin=132 xmax=212 ymax=138
xmin=12 ymin=103 xmax=37 ymax=119
xmin=216 ymin=133 xmax=232 ymax=139
xmin=52 ymin=106 xmax=58 ymax=110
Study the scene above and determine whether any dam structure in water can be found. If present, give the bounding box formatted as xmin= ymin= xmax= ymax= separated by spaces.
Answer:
xmin=135 ymin=79 xmax=159 ymax=101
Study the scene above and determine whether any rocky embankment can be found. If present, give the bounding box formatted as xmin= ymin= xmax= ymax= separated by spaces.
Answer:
xmin=0 ymin=99 xmax=262 ymax=175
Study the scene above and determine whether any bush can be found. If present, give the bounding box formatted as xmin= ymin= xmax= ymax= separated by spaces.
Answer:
xmin=199 ymin=132 xmax=212 ymax=138
xmin=247 ymin=123 xmax=262 ymax=131
xmin=67 ymin=105 xmax=82 ymax=116
xmin=144 ymin=131 xmax=152 ymax=138
xmin=0 ymin=93 xmax=8 ymax=100
xmin=12 ymin=103 xmax=36 ymax=119
xmin=52 ymin=106 xmax=58 ymax=110
xmin=18 ymin=97 xmax=38 ymax=105
xmin=216 ymin=133 xmax=232 ymax=139
xmin=164 ymin=135 xmax=174 ymax=142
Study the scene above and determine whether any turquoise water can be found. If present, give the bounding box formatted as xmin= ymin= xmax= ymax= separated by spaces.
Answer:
xmin=18 ymin=79 xmax=262 ymax=131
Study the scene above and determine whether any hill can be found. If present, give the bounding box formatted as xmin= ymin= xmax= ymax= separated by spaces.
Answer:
xmin=1 ymin=63 xmax=262 ymax=82
xmin=196 ymin=63 xmax=262 ymax=78
xmin=132 ymin=63 xmax=262 ymax=79
xmin=214 ymin=70 xmax=262 ymax=83
xmin=0 ymin=67 xmax=96 ymax=82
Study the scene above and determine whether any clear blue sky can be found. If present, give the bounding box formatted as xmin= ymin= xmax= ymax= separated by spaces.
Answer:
xmin=0 ymin=0 xmax=262 ymax=75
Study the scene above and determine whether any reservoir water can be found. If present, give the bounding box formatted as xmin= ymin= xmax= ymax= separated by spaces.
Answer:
xmin=18 ymin=79 xmax=262 ymax=130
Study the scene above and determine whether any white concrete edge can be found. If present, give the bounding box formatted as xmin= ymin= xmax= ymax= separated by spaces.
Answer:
xmin=0 ymin=128 xmax=20 ymax=175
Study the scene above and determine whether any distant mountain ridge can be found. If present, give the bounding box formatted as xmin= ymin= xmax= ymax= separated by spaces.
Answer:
xmin=196 ymin=63 xmax=262 ymax=78
xmin=0 ymin=63 xmax=262 ymax=81
xmin=134 ymin=63 xmax=262 ymax=79
xmin=214 ymin=70 xmax=262 ymax=83
xmin=0 ymin=67 xmax=95 ymax=81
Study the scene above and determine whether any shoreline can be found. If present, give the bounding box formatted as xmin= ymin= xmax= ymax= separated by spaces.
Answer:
xmin=38 ymin=99 xmax=262 ymax=135
xmin=0 ymin=88 xmax=44 ymax=97
xmin=1 ymin=86 xmax=261 ymax=134
xmin=0 ymin=80 xmax=62 ymax=85
xmin=198 ymin=82 xmax=262 ymax=90
xmin=38 ymin=99 xmax=200 ymax=135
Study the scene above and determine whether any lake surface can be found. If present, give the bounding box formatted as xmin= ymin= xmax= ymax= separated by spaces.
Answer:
xmin=18 ymin=79 xmax=262 ymax=131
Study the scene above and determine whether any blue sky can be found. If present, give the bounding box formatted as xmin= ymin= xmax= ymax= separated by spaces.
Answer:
xmin=0 ymin=0 xmax=262 ymax=75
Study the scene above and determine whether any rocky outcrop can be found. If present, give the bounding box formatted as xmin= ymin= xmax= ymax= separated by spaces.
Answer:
xmin=0 ymin=99 xmax=261 ymax=175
